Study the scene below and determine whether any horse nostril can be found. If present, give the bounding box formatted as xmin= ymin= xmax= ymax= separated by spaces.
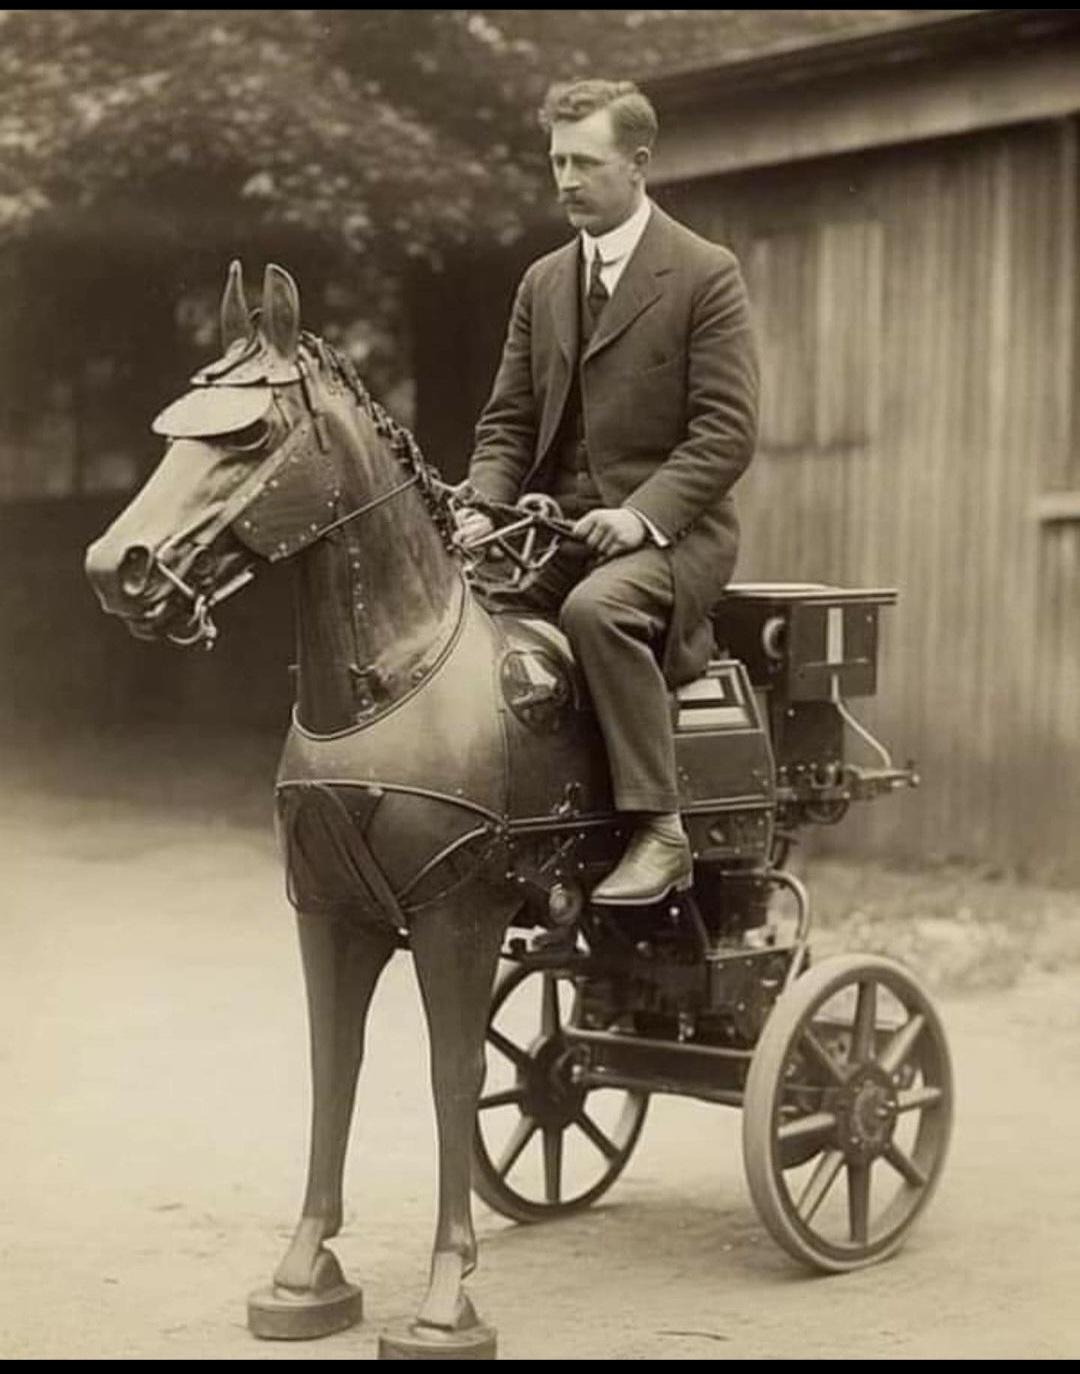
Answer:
xmin=119 ymin=545 xmax=153 ymax=598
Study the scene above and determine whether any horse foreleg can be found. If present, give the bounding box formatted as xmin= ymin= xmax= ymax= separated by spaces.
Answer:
xmin=249 ymin=911 xmax=395 ymax=1339
xmin=407 ymin=891 xmax=511 ymax=1339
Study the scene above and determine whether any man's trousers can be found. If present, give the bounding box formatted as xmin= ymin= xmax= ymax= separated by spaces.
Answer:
xmin=513 ymin=542 xmax=680 ymax=814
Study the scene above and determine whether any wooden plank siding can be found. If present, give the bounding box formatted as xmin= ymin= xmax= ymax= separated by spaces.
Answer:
xmin=662 ymin=118 xmax=1080 ymax=879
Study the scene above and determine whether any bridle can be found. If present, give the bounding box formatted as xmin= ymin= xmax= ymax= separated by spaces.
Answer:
xmin=147 ymin=362 xmax=422 ymax=649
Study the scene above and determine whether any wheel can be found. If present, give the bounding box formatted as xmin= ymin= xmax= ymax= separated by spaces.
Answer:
xmin=471 ymin=960 xmax=649 ymax=1222
xmin=742 ymin=953 xmax=953 ymax=1272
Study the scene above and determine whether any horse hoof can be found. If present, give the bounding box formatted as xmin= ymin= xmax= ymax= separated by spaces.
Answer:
xmin=248 ymin=1254 xmax=363 ymax=1341
xmin=377 ymin=1318 xmax=497 ymax=1361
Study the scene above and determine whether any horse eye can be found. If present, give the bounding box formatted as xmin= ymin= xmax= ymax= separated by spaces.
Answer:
xmin=227 ymin=419 xmax=269 ymax=452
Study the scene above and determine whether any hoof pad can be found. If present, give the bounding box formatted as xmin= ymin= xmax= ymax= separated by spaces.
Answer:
xmin=378 ymin=1318 xmax=497 ymax=1360
xmin=247 ymin=1281 xmax=363 ymax=1340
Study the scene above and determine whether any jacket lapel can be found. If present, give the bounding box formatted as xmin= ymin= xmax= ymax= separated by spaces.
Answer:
xmin=582 ymin=206 xmax=674 ymax=364
xmin=548 ymin=238 xmax=581 ymax=364
xmin=535 ymin=239 xmax=581 ymax=464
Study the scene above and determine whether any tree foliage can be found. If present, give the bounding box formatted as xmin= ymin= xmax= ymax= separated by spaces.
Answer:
xmin=1 ymin=9 xmax=923 ymax=258
xmin=0 ymin=10 xmax=547 ymax=263
xmin=0 ymin=8 xmax=924 ymax=428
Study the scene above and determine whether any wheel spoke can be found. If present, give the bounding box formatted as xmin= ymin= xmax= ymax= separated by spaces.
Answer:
xmin=574 ymin=1110 xmax=620 ymax=1162
xmin=883 ymin=1140 xmax=928 ymax=1188
xmin=847 ymin=1161 xmax=872 ymax=1244
xmin=800 ymin=1028 xmax=849 ymax=1085
xmin=541 ymin=974 xmax=561 ymax=1037
xmin=542 ymin=1127 xmax=564 ymax=1203
xmin=878 ymin=1013 xmax=925 ymax=1077
xmin=777 ymin=1110 xmax=838 ymax=1152
xmin=852 ymin=980 xmax=878 ymax=1063
xmin=488 ymin=1026 xmax=529 ymax=1071
xmin=479 ymin=1087 xmax=524 ymax=1111
xmin=742 ymin=961 xmax=952 ymax=1270
xmin=897 ymin=1083 xmax=943 ymax=1113
xmin=797 ymin=1148 xmax=845 ymax=1223
xmin=496 ymin=1115 xmax=537 ymax=1180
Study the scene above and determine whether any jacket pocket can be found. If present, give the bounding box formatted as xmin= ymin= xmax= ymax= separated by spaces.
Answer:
xmin=629 ymin=352 xmax=685 ymax=379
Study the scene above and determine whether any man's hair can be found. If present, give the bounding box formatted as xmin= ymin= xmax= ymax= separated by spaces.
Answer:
xmin=538 ymin=78 xmax=658 ymax=153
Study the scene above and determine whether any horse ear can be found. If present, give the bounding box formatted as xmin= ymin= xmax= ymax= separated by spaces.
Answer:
xmin=261 ymin=264 xmax=300 ymax=360
xmin=220 ymin=259 xmax=251 ymax=353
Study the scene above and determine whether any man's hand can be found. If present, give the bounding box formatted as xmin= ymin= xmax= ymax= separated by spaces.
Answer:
xmin=572 ymin=507 xmax=647 ymax=559
xmin=454 ymin=507 xmax=496 ymax=547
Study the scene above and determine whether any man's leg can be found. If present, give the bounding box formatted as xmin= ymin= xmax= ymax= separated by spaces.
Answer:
xmin=558 ymin=547 xmax=692 ymax=904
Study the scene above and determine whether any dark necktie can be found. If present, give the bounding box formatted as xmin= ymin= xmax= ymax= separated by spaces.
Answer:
xmin=586 ymin=251 xmax=609 ymax=326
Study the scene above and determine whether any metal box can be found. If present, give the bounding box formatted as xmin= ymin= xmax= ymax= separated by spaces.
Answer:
xmin=715 ymin=583 xmax=897 ymax=701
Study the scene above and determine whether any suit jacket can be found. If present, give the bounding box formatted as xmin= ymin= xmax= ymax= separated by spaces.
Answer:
xmin=468 ymin=204 xmax=759 ymax=685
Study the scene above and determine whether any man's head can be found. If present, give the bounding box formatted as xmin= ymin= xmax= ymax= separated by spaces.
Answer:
xmin=539 ymin=79 xmax=658 ymax=238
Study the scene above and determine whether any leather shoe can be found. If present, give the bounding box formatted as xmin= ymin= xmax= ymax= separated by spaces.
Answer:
xmin=591 ymin=828 xmax=693 ymax=907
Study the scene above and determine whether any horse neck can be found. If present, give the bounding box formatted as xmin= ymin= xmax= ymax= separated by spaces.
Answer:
xmin=291 ymin=391 xmax=465 ymax=735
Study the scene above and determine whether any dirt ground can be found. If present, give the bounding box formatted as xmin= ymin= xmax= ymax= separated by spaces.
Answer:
xmin=2 ymin=727 xmax=1078 ymax=1360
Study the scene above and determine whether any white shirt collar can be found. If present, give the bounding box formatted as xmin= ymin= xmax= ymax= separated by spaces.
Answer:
xmin=581 ymin=195 xmax=652 ymax=267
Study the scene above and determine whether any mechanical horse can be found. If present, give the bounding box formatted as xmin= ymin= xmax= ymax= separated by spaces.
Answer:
xmin=84 ymin=261 xmax=617 ymax=1357
xmin=86 ymin=262 xmax=954 ymax=1356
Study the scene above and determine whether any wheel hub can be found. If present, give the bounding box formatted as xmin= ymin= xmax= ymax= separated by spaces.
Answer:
xmin=520 ymin=1035 xmax=587 ymax=1129
xmin=833 ymin=1063 xmax=899 ymax=1160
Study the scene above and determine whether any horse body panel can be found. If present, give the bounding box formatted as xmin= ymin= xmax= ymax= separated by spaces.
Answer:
xmin=488 ymin=611 xmax=613 ymax=822
xmin=279 ymin=592 xmax=511 ymax=923
xmin=288 ymin=408 xmax=462 ymax=736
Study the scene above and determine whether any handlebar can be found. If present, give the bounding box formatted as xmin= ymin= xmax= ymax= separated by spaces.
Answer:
xmin=445 ymin=489 xmax=577 ymax=591
xmin=453 ymin=492 xmax=579 ymax=546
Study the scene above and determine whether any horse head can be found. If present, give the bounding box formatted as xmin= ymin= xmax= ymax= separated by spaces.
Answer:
xmin=85 ymin=261 xmax=440 ymax=652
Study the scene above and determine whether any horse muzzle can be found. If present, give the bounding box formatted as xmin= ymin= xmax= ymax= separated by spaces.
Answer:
xmin=85 ymin=532 xmax=251 ymax=648
xmin=85 ymin=534 xmax=149 ymax=616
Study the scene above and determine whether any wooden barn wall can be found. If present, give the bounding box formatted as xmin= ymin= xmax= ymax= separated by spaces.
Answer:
xmin=662 ymin=118 xmax=1080 ymax=880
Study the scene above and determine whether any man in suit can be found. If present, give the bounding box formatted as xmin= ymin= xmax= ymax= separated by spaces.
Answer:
xmin=457 ymin=78 xmax=759 ymax=905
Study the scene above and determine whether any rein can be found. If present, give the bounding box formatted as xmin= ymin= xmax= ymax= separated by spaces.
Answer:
xmin=311 ymin=472 xmax=419 ymax=540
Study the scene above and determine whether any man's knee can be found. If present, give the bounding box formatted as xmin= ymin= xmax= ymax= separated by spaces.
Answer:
xmin=559 ymin=578 xmax=656 ymax=653
xmin=558 ymin=581 xmax=609 ymax=646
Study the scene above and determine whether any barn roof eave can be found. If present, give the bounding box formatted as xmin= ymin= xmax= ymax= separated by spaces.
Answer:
xmin=640 ymin=8 xmax=1080 ymax=110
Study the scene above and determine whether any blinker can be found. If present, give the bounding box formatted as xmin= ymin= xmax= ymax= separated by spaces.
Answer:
xmin=151 ymin=385 xmax=273 ymax=439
